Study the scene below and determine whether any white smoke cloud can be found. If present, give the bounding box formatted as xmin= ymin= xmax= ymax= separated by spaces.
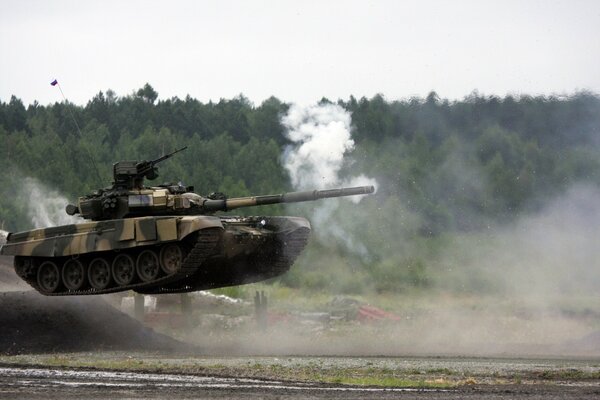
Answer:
xmin=281 ymin=103 xmax=377 ymax=258
xmin=281 ymin=103 xmax=377 ymax=195
xmin=23 ymin=178 xmax=82 ymax=228
xmin=282 ymin=103 xmax=355 ymax=189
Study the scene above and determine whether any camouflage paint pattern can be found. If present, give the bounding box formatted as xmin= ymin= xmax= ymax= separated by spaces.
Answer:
xmin=1 ymin=216 xmax=223 ymax=258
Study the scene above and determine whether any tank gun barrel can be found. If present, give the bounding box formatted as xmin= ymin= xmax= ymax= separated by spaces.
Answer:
xmin=202 ymin=185 xmax=375 ymax=212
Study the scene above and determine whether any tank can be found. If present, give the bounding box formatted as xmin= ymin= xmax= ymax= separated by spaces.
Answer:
xmin=0 ymin=147 xmax=374 ymax=296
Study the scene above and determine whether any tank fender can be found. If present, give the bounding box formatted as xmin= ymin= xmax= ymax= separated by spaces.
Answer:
xmin=177 ymin=216 xmax=224 ymax=239
xmin=0 ymin=216 xmax=224 ymax=257
xmin=265 ymin=216 xmax=311 ymax=235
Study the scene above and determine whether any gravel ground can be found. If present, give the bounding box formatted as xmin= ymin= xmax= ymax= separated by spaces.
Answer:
xmin=0 ymin=362 xmax=599 ymax=399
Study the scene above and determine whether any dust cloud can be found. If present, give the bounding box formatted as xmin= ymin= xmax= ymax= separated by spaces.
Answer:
xmin=402 ymin=183 xmax=600 ymax=355
xmin=270 ymin=103 xmax=600 ymax=357
xmin=188 ymin=182 xmax=600 ymax=356
xmin=437 ymin=183 xmax=600 ymax=299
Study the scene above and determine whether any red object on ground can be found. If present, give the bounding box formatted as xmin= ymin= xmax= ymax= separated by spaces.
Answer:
xmin=356 ymin=305 xmax=402 ymax=322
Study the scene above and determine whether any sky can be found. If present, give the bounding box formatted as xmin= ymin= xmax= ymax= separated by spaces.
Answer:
xmin=1 ymin=0 xmax=599 ymax=106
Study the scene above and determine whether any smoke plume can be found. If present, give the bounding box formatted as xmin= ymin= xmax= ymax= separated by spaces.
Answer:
xmin=22 ymin=177 xmax=81 ymax=228
xmin=281 ymin=103 xmax=377 ymax=194
xmin=280 ymin=103 xmax=377 ymax=258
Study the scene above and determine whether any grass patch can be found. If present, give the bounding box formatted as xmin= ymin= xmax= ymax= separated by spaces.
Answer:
xmin=536 ymin=370 xmax=600 ymax=380
xmin=324 ymin=376 xmax=456 ymax=388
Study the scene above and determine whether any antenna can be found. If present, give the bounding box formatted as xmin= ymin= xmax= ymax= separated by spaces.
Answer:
xmin=51 ymin=79 xmax=103 ymax=185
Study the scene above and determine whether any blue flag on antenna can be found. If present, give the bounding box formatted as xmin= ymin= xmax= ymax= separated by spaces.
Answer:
xmin=50 ymin=79 xmax=58 ymax=86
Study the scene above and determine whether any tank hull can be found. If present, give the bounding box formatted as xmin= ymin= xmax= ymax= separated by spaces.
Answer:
xmin=0 ymin=215 xmax=310 ymax=296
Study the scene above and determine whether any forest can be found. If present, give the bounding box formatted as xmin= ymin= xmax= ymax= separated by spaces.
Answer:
xmin=1 ymin=85 xmax=599 ymax=293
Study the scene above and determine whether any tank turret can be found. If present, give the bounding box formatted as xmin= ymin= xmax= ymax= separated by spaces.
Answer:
xmin=112 ymin=146 xmax=188 ymax=190
xmin=68 ymin=147 xmax=190 ymax=220
xmin=67 ymin=147 xmax=374 ymax=221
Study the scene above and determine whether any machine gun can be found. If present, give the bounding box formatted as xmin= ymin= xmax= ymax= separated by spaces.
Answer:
xmin=112 ymin=146 xmax=187 ymax=190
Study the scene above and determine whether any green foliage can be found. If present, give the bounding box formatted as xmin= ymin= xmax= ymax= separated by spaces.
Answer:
xmin=1 ymin=87 xmax=599 ymax=293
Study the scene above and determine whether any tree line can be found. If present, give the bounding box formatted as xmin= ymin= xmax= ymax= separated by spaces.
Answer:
xmin=1 ymin=85 xmax=599 ymax=292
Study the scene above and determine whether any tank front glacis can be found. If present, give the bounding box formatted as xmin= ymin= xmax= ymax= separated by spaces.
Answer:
xmin=0 ymin=147 xmax=374 ymax=296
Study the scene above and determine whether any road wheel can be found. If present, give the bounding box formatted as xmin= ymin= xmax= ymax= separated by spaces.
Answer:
xmin=37 ymin=261 xmax=60 ymax=293
xmin=62 ymin=259 xmax=86 ymax=291
xmin=112 ymin=254 xmax=136 ymax=286
xmin=136 ymin=249 xmax=160 ymax=282
xmin=159 ymin=243 xmax=184 ymax=274
xmin=88 ymin=257 xmax=111 ymax=290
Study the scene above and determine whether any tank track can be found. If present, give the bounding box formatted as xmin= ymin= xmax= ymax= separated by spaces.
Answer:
xmin=138 ymin=227 xmax=311 ymax=294
xmin=256 ymin=227 xmax=311 ymax=275
xmin=15 ymin=227 xmax=222 ymax=296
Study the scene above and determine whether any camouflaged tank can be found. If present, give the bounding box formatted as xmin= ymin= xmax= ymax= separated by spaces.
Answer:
xmin=0 ymin=147 xmax=374 ymax=296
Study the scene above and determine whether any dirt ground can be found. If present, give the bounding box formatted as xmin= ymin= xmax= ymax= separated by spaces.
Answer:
xmin=0 ymin=358 xmax=599 ymax=399
xmin=1 ymin=256 xmax=600 ymax=398
xmin=0 ymin=255 xmax=189 ymax=355
xmin=0 ymin=290 xmax=188 ymax=355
